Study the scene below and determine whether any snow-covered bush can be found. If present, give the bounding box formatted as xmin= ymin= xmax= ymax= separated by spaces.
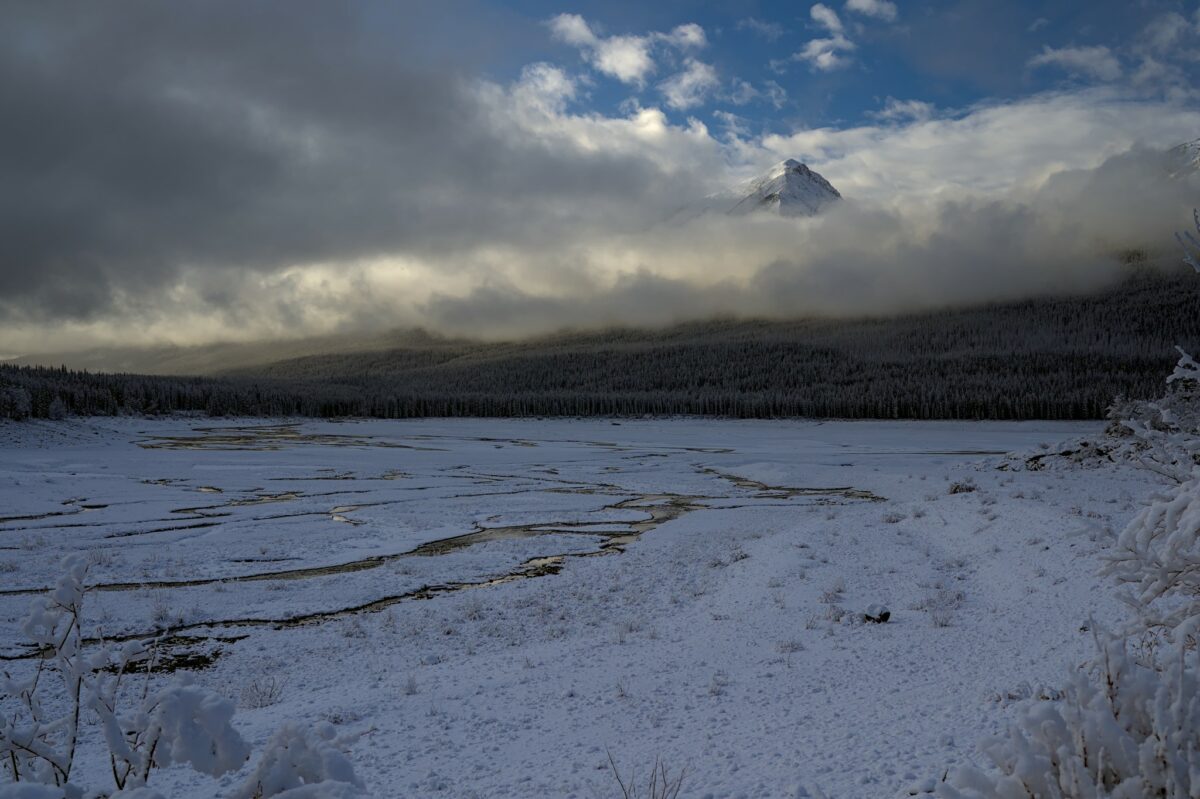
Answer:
xmin=231 ymin=723 xmax=365 ymax=799
xmin=1104 ymin=348 xmax=1200 ymax=483
xmin=1103 ymin=470 xmax=1200 ymax=640
xmin=1 ymin=556 xmax=365 ymax=797
xmin=937 ymin=635 xmax=1199 ymax=799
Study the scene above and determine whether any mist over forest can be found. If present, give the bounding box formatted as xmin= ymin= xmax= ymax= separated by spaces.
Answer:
xmin=5 ymin=266 xmax=1197 ymax=421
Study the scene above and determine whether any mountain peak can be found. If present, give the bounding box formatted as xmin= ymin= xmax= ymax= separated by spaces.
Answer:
xmin=727 ymin=159 xmax=842 ymax=218
xmin=675 ymin=158 xmax=842 ymax=222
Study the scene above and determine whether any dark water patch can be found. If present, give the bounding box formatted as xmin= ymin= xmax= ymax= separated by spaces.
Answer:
xmin=229 ymin=556 xmax=303 ymax=564
xmin=0 ymin=508 xmax=84 ymax=524
xmin=137 ymin=423 xmax=446 ymax=452
xmin=699 ymin=467 xmax=886 ymax=502
xmin=6 ymin=633 xmax=247 ymax=674
xmin=851 ymin=449 xmax=1008 ymax=456
xmin=115 ymin=635 xmax=246 ymax=673
xmin=1 ymin=517 xmax=192 ymax=533
xmin=103 ymin=521 xmax=221 ymax=540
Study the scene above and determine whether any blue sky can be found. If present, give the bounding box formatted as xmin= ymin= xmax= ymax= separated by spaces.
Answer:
xmin=474 ymin=0 xmax=1200 ymax=135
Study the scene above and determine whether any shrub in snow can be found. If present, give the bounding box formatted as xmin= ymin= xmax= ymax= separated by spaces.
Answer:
xmin=240 ymin=675 xmax=285 ymax=709
xmin=1 ymin=556 xmax=364 ymax=798
xmin=606 ymin=753 xmax=686 ymax=799
xmin=937 ymin=635 xmax=1199 ymax=799
xmin=930 ymin=609 xmax=954 ymax=628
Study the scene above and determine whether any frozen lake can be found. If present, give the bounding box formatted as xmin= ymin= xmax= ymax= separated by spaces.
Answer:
xmin=0 ymin=417 xmax=1149 ymax=797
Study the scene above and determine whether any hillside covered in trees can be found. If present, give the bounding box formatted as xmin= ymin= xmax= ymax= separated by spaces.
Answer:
xmin=3 ymin=269 xmax=1199 ymax=422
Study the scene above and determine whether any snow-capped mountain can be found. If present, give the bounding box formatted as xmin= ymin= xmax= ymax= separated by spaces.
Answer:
xmin=679 ymin=159 xmax=842 ymax=221
xmin=1168 ymin=138 xmax=1200 ymax=178
xmin=725 ymin=159 xmax=842 ymax=217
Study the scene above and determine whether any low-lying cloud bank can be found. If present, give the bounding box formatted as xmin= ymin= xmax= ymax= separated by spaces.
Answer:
xmin=423 ymin=147 xmax=1200 ymax=338
xmin=1 ymin=2 xmax=1198 ymax=353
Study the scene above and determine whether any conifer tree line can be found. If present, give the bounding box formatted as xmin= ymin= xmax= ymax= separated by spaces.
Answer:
xmin=3 ymin=269 xmax=1198 ymax=422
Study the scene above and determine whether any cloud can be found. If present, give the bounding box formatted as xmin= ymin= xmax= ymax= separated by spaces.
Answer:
xmin=785 ymin=3 xmax=885 ymax=73
xmin=1136 ymin=12 xmax=1195 ymax=54
xmin=736 ymin=17 xmax=785 ymax=42
xmin=547 ymin=14 xmax=707 ymax=88
xmin=422 ymin=150 xmax=1200 ymax=338
xmin=795 ymin=36 xmax=856 ymax=71
xmin=728 ymin=79 xmax=789 ymax=109
xmin=870 ymin=98 xmax=935 ymax=122
xmin=548 ymin=14 xmax=656 ymax=86
xmin=1028 ymin=45 xmax=1123 ymax=82
xmin=789 ymin=5 xmax=855 ymax=72
xmin=546 ymin=12 xmax=595 ymax=47
xmin=1127 ymin=11 xmax=1200 ymax=100
xmin=763 ymin=81 xmax=789 ymax=109
xmin=761 ymin=88 xmax=1200 ymax=198
xmin=2 ymin=3 xmax=1200 ymax=353
xmin=661 ymin=23 xmax=707 ymax=50
xmin=659 ymin=59 xmax=719 ymax=110
xmin=729 ymin=80 xmax=758 ymax=106
xmin=845 ymin=0 xmax=898 ymax=23
xmin=811 ymin=4 xmax=845 ymax=35
xmin=713 ymin=110 xmax=752 ymax=140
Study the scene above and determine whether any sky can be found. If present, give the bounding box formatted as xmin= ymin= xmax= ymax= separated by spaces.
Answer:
xmin=2 ymin=0 xmax=1200 ymax=354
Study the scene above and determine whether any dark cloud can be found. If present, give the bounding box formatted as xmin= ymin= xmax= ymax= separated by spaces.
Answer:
xmin=0 ymin=1 xmax=707 ymax=325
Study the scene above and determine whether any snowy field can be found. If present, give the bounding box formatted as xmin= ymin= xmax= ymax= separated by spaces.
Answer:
xmin=0 ymin=416 xmax=1156 ymax=798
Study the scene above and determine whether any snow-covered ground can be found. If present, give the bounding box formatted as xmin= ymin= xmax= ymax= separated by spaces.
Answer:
xmin=0 ymin=417 xmax=1157 ymax=797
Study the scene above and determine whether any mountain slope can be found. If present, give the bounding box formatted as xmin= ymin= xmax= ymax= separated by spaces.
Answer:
xmin=1169 ymin=138 xmax=1200 ymax=178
